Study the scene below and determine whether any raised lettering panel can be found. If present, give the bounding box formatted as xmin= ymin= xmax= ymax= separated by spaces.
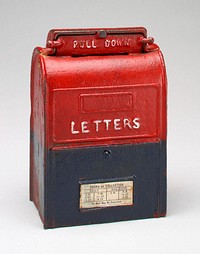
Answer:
xmin=52 ymin=84 xmax=160 ymax=144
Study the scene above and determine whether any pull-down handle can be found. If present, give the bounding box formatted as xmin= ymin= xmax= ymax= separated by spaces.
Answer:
xmin=45 ymin=27 xmax=159 ymax=56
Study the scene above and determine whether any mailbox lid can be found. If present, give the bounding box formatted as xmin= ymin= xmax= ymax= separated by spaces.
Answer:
xmin=42 ymin=49 xmax=166 ymax=148
xmin=46 ymin=27 xmax=147 ymax=56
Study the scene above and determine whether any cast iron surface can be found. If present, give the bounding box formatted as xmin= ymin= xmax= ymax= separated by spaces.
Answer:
xmin=45 ymin=141 xmax=166 ymax=228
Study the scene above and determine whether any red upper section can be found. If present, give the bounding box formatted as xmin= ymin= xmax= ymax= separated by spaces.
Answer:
xmin=31 ymin=27 xmax=167 ymax=149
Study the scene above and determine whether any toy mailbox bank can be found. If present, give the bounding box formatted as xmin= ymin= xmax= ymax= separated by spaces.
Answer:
xmin=30 ymin=27 xmax=167 ymax=229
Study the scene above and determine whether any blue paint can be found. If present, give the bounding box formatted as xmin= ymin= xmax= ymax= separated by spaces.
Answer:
xmin=43 ymin=141 xmax=166 ymax=228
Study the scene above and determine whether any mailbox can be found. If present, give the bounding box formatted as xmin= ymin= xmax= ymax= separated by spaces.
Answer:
xmin=30 ymin=27 xmax=167 ymax=229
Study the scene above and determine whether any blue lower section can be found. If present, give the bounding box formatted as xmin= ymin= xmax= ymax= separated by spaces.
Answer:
xmin=44 ymin=141 xmax=166 ymax=228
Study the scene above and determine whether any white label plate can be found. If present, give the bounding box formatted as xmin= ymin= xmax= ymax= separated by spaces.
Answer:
xmin=80 ymin=180 xmax=133 ymax=209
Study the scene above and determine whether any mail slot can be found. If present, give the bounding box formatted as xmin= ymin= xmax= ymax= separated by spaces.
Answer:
xmin=30 ymin=27 xmax=167 ymax=229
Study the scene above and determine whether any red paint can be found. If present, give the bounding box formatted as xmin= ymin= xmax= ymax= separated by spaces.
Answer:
xmin=154 ymin=211 xmax=167 ymax=218
xmin=52 ymin=84 xmax=160 ymax=144
xmin=31 ymin=28 xmax=167 ymax=151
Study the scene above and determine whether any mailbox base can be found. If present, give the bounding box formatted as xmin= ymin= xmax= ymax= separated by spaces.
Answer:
xmin=43 ymin=141 xmax=166 ymax=229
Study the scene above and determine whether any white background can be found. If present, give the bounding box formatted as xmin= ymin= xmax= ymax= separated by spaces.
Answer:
xmin=0 ymin=0 xmax=200 ymax=253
